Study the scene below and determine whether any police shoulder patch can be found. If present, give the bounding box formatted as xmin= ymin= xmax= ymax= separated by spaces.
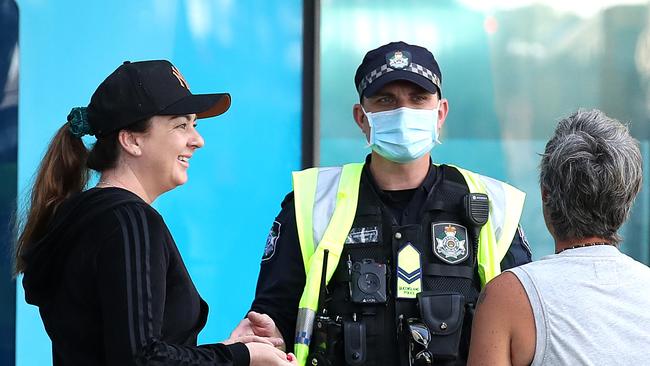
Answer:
xmin=262 ymin=221 xmax=281 ymax=261
xmin=432 ymin=223 xmax=469 ymax=264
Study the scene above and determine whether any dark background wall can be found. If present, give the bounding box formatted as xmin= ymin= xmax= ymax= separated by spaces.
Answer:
xmin=0 ymin=0 xmax=18 ymax=365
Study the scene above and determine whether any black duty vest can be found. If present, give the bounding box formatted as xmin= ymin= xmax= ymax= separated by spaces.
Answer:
xmin=322 ymin=165 xmax=480 ymax=366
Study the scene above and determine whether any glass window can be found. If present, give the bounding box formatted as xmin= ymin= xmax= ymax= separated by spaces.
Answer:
xmin=319 ymin=0 xmax=650 ymax=263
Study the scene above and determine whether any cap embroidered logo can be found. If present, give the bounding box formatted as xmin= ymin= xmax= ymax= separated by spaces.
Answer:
xmin=171 ymin=65 xmax=190 ymax=90
xmin=387 ymin=50 xmax=411 ymax=69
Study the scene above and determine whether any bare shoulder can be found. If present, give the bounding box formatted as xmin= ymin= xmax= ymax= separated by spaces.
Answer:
xmin=479 ymin=272 xmax=526 ymax=306
xmin=501 ymin=272 xmax=536 ymax=366
xmin=469 ymin=271 xmax=536 ymax=366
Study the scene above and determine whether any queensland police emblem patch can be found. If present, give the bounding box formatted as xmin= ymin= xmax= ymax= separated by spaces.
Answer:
xmin=432 ymin=223 xmax=469 ymax=264
xmin=262 ymin=221 xmax=281 ymax=261
xmin=386 ymin=50 xmax=411 ymax=69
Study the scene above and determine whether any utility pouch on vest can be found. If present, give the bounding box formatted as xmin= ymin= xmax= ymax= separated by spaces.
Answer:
xmin=307 ymin=315 xmax=342 ymax=366
xmin=417 ymin=291 xmax=465 ymax=361
xmin=343 ymin=319 xmax=367 ymax=365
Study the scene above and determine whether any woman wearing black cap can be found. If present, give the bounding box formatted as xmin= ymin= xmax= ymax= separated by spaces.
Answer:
xmin=14 ymin=60 xmax=296 ymax=366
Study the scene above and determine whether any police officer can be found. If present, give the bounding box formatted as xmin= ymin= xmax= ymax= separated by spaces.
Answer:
xmin=232 ymin=41 xmax=532 ymax=366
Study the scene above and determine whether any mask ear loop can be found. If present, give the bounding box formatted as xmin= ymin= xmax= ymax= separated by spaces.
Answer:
xmin=433 ymin=100 xmax=442 ymax=145
xmin=361 ymin=106 xmax=375 ymax=147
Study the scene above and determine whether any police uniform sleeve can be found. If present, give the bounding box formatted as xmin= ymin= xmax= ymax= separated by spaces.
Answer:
xmin=250 ymin=192 xmax=305 ymax=352
xmin=500 ymin=225 xmax=532 ymax=270
xmin=95 ymin=203 xmax=249 ymax=366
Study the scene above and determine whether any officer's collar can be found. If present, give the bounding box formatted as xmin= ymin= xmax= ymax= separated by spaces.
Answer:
xmin=362 ymin=154 xmax=438 ymax=196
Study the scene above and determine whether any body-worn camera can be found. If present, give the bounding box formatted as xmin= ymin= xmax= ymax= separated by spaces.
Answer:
xmin=349 ymin=259 xmax=387 ymax=304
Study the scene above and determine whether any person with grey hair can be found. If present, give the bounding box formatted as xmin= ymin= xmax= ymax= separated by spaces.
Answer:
xmin=467 ymin=109 xmax=650 ymax=366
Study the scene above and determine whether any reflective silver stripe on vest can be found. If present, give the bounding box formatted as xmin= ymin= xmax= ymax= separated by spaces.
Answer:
xmin=312 ymin=167 xmax=343 ymax=252
xmin=295 ymin=308 xmax=316 ymax=346
xmin=477 ymin=174 xmax=506 ymax=242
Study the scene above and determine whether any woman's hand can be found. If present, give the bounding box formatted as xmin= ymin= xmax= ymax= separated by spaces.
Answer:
xmin=222 ymin=334 xmax=284 ymax=348
xmin=246 ymin=342 xmax=297 ymax=366
xmin=230 ymin=311 xmax=285 ymax=350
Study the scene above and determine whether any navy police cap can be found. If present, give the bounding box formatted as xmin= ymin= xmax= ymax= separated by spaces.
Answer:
xmin=354 ymin=41 xmax=442 ymax=98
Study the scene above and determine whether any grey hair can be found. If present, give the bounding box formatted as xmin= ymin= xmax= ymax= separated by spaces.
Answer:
xmin=540 ymin=109 xmax=643 ymax=243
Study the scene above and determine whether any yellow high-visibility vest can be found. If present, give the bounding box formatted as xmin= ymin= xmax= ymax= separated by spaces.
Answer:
xmin=291 ymin=163 xmax=525 ymax=366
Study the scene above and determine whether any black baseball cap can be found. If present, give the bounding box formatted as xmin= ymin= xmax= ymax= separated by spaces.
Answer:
xmin=354 ymin=41 xmax=442 ymax=99
xmin=87 ymin=60 xmax=231 ymax=137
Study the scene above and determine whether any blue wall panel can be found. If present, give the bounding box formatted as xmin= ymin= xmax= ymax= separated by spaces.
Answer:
xmin=16 ymin=1 xmax=302 ymax=364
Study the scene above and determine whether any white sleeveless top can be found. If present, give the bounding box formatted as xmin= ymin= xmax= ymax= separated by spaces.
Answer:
xmin=508 ymin=245 xmax=650 ymax=366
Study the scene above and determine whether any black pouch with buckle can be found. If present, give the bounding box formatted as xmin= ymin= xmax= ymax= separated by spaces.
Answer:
xmin=417 ymin=291 xmax=465 ymax=361
xmin=343 ymin=319 xmax=367 ymax=365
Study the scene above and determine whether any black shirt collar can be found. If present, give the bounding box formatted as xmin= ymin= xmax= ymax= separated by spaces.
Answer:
xmin=361 ymin=154 xmax=438 ymax=199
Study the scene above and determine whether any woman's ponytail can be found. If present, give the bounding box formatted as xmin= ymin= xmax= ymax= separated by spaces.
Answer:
xmin=14 ymin=109 xmax=90 ymax=274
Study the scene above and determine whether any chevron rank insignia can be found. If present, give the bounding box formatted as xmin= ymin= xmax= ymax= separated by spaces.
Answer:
xmin=397 ymin=243 xmax=422 ymax=299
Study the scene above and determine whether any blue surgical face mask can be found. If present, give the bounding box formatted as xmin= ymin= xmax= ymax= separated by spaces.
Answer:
xmin=363 ymin=104 xmax=441 ymax=163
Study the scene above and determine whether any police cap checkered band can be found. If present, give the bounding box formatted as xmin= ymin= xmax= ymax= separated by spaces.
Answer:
xmin=357 ymin=62 xmax=441 ymax=95
xmin=354 ymin=41 xmax=443 ymax=98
